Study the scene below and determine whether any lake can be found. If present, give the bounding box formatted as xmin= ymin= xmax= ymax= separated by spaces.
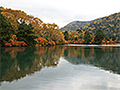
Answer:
xmin=0 ymin=45 xmax=120 ymax=90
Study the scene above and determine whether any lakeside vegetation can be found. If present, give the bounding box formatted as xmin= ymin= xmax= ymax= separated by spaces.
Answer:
xmin=62 ymin=28 xmax=117 ymax=44
xmin=0 ymin=7 xmax=118 ymax=47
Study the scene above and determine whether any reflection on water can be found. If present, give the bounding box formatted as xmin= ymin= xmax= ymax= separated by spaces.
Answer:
xmin=64 ymin=46 xmax=120 ymax=74
xmin=0 ymin=46 xmax=64 ymax=82
xmin=0 ymin=45 xmax=120 ymax=84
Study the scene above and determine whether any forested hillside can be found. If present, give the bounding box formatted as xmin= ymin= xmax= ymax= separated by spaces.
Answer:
xmin=0 ymin=7 xmax=65 ymax=47
xmin=81 ymin=12 xmax=120 ymax=41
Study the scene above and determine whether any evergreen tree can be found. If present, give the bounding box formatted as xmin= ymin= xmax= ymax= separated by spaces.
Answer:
xmin=64 ymin=31 xmax=69 ymax=40
xmin=16 ymin=21 xmax=38 ymax=46
xmin=84 ymin=31 xmax=92 ymax=44
xmin=94 ymin=29 xmax=105 ymax=44
xmin=0 ymin=9 xmax=14 ymax=46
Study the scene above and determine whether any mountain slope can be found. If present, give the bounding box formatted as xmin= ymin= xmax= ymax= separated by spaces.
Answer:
xmin=81 ymin=12 xmax=120 ymax=41
xmin=60 ymin=21 xmax=91 ymax=31
xmin=60 ymin=18 xmax=101 ymax=31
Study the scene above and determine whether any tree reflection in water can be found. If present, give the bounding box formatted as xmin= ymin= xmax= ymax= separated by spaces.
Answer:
xmin=0 ymin=46 xmax=64 ymax=82
xmin=0 ymin=46 xmax=120 ymax=83
xmin=64 ymin=46 xmax=120 ymax=74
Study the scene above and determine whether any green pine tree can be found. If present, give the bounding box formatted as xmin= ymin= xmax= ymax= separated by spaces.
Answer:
xmin=16 ymin=21 xmax=38 ymax=46
xmin=63 ymin=31 xmax=69 ymax=40
xmin=84 ymin=31 xmax=92 ymax=44
xmin=94 ymin=29 xmax=105 ymax=44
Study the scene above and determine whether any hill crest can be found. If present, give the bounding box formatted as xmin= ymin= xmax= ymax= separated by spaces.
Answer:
xmin=60 ymin=18 xmax=101 ymax=31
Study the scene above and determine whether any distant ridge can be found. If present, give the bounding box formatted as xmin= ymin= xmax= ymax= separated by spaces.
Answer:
xmin=60 ymin=21 xmax=91 ymax=31
xmin=60 ymin=18 xmax=101 ymax=31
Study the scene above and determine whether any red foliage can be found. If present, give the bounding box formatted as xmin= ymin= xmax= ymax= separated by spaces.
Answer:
xmin=4 ymin=41 xmax=12 ymax=47
xmin=17 ymin=41 xmax=27 ymax=46
xmin=36 ymin=37 xmax=47 ymax=46
xmin=3 ymin=35 xmax=27 ymax=47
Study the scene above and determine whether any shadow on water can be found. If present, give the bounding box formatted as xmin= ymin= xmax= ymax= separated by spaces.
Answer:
xmin=0 ymin=45 xmax=120 ymax=83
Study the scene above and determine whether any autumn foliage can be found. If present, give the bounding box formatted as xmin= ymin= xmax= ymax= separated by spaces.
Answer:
xmin=0 ymin=6 xmax=118 ymax=47
xmin=0 ymin=7 xmax=65 ymax=47
xmin=62 ymin=29 xmax=117 ymax=45
xmin=3 ymin=35 xmax=27 ymax=47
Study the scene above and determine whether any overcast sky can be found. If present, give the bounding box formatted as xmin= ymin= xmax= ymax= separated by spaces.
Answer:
xmin=1 ymin=0 xmax=120 ymax=28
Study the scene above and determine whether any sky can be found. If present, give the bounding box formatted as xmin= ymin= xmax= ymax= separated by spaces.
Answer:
xmin=1 ymin=0 xmax=120 ymax=28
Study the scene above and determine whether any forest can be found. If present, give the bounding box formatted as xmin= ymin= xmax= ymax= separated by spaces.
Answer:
xmin=62 ymin=28 xmax=117 ymax=44
xmin=0 ymin=7 xmax=65 ymax=47
xmin=0 ymin=7 xmax=118 ymax=47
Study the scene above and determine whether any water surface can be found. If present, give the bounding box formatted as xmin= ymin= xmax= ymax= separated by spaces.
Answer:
xmin=0 ymin=45 xmax=120 ymax=90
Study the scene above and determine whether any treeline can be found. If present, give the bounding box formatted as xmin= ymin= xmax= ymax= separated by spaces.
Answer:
xmin=0 ymin=7 xmax=65 ymax=47
xmin=62 ymin=28 xmax=117 ymax=44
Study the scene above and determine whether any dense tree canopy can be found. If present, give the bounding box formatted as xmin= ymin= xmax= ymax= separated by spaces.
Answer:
xmin=16 ymin=21 xmax=38 ymax=46
xmin=1 ymin=7 xmax=65 ymax=47
xmin=0 ymin=9 xmax=14 ymax=46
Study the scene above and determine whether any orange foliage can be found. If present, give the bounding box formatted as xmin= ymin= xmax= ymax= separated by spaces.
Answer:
xmin=36 ymin=37 xmax=56 ymax=46
xmin=3 ymin=35 xmax=27 ymax=47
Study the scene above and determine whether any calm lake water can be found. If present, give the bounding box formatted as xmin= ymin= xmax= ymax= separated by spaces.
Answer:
xmin=0 ymin=45 xmax=120 ymax=90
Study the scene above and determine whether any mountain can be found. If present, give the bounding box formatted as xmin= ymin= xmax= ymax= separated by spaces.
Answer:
xmin=81 ymin=12 xmax=120 ymax=41
xmin=60 ymin=21 xmax=91 ymax=31
xmin=61 ymin=12 xmax=120 ymax=41
xmin=60 ymin=18 xmax=101 ymax=31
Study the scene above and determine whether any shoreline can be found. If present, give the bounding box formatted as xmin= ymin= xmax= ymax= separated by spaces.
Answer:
xmin=1 ymin=43 xmax=120 ymax=47
xmin=65 ymin=44 xmax=120 ymax=47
